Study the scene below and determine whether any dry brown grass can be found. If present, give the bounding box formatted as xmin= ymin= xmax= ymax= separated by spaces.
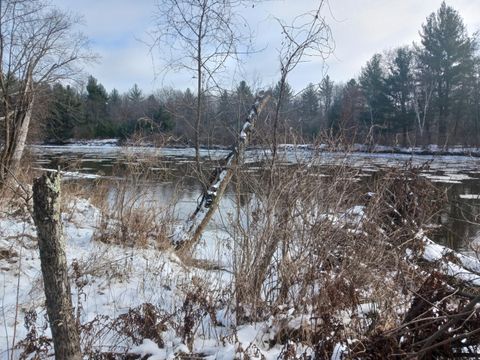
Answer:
xmin=90 ymin=149 xmax=178 ymax=250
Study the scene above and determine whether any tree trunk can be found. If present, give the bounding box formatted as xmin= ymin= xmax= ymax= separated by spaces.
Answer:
xmin=175 ymin=91 xmax=270 ymax=252
xmin=0 ymin=109 xmax=32 ymax=186
xmin=437 ymin=109 xmax=447 ymax=147
xmin=0 ymin=75 xmax=34 ymax=187
xmin=11 ymin=102 xmax=33 ymax=171
xmin=195 ymin=17 xmax=204 ymax=184
xmin=195 ymin=63 xmax=202 ymax=179
xmin=32 ymin=172 xmax=81 ymax=360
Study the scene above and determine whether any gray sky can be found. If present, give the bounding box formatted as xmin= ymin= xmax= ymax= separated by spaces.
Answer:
xmin=51 ymin=0 xmax=480 ymax=94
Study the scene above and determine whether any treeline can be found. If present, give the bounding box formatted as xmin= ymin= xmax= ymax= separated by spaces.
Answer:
xmin=40 ymin=2 xmax=480 ymax=147
xmin=327 ymin=2 xmax=480 ymax=147
xmin=39 ymin=75 xmax=334 ymax=146
xmin=42 ymin=77 xmax=174 ymax=143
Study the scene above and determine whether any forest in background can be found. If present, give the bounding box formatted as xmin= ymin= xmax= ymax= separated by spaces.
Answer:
xmin=36 ymin=2 xmax=480 ymax=148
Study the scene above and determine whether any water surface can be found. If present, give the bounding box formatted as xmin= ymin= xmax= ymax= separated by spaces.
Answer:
xmin=30 ymin=144 xmax=480 ymax=252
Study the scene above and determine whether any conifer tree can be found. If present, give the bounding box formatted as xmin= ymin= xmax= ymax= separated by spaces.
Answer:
xmin=387 ymin=47 xmax=415 ymax=146
xmin=417 ymin=1 xmax=477 ymax=145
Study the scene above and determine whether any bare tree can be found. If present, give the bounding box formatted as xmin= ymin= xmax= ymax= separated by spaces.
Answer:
xmin=412 ymin=59 xmax=435 ymax=143
xmin=151 ymin=0 xmax=252 ymax=178
xmin=270 ymin=0 xmax=333 ymax=166
xmin=0 ymin=0 xmax=91 ymax=187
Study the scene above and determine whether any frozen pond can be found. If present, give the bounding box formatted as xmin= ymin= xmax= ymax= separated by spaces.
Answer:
xmin=29 ymin=144 xmax=480 ymax=252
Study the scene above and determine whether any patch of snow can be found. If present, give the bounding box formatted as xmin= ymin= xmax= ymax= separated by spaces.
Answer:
xmin=416 ymin=231 xmax=480 ymax=286
xmin=421 ymin=173 xmax=472 ymax=184
xmin=131 ymin=339 xmax=164 ymax=358
xmin=331 ymin=342 xmax=347 ymax=360
xmin=33 ymin=167 xmax=102 ymax=180
xmin=459 ymin=194 xmax=480 ymax=200
xmin=68 ymin=138 xmax=120 ymax=146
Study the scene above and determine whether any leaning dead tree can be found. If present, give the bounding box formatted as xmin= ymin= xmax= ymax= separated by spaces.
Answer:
xmin=174 ymin=91 xmax=270 ymax=252
xmin=32 ymin=172 xmax=81 ymax=360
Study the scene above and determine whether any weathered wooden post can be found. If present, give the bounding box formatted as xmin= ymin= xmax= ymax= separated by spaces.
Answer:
xmin=32 ymin=172 xmax=81 ymax=360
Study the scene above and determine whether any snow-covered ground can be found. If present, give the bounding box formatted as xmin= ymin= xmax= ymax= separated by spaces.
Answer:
xmin=3 ymin=191 xmax=480 ymax=358
xmin=0 ymin=197 xmax=313 ymax=359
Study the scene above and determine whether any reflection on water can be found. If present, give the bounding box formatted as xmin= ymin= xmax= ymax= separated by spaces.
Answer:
xmin=30 ymin=144 xmax=480 ymax=252
xmin=439 ymin=180 xmax=480 ymax=251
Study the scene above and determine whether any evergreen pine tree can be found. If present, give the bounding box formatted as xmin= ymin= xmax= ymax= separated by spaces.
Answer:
xmin=359 ymin=54 xmax=392 ymax=142
xmin=387 ymin=47 xmax=415 ymax=146
xmin=417 ymin=1 xmax=477 ymax=145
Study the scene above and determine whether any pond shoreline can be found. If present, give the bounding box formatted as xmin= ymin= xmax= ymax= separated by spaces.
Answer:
xmin=33 ymin=139 xmax=480 ymax=158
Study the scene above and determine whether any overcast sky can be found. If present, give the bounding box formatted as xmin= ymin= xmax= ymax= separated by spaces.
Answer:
xmin=51 ymin=0 xmax=480 ymax=94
